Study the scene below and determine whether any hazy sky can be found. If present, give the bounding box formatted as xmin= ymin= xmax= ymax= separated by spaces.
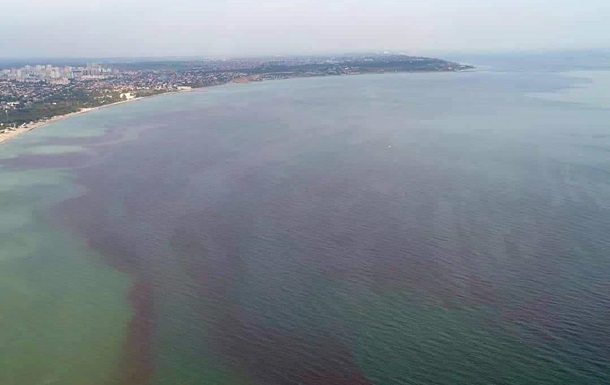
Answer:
xmin=1 ymin=0 xmax=609 ymax=58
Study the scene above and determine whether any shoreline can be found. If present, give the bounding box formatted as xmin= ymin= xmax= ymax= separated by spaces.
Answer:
xmin=0 ymin=89 xmax=193 ymax=145
xmin=0 ymin=69 xmax=471 ymax=146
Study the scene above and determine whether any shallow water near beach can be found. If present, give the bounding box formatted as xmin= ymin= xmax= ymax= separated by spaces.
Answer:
xmin=2 ymin=62 xmax=610 ymax=384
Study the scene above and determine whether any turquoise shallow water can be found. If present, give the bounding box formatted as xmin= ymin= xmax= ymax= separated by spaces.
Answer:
xmin=2 ymin=65 xmax=610 ymax=385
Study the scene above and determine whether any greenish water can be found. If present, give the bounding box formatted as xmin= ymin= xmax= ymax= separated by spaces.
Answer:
xmin=0 ymin=162 xmax=131 ymax=385
xmin=2 ymin=64 xmax=610 ymax=385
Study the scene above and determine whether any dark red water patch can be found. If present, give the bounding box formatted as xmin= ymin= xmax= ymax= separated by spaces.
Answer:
xmin=207 ymin=309 xmax=375 ymax=385
xmin=50 ymin=182 xmax=160 ymax=384
xmin=24 ymin=85 xmax=610 ymax=385
xmin=57 ymin=192 xmax=158 ymax=384
xmin=119 ymin=279 xmax=156 ymax=385
xmin=168 ymin=211 xmax=374 ymax=385
xmin=2 ymin=120 xmax=161 ymax=385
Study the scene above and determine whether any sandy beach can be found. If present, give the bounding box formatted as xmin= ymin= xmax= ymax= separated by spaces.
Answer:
xmin=0 ymin=97 xmax=146 ymax=145
xmin=0 ymin=88 xmax=197 ymax=145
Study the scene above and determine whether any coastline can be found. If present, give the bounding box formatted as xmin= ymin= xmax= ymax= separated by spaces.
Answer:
xmin=0 ymin=98 xmax=140 ymax=145
xmin=0 ymin=68 xmax=471 ymax=146
xmin=0 ymin=89 xmax=193 ymax=145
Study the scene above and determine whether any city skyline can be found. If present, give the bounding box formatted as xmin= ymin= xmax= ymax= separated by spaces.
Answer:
xmin=0 ymin=63 xmax=111 ymax=83
xmin=1 ymin=0 xmax=609 ymax=58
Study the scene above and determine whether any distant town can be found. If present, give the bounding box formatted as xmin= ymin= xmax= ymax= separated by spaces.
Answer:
xmin=0 ymin=54 xmax=472 ymax=132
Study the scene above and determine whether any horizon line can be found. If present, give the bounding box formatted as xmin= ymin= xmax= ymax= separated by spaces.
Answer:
xmin=1 ymin=48 xmax=610 ymax=61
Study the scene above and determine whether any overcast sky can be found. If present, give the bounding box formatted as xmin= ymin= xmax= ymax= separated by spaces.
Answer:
xmin=1 ymin=0 xmax=609 ymax=58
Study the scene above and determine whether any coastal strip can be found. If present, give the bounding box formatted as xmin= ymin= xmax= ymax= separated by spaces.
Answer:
xmin=2 ymin=108 xmax=90 ymax=144
xmin=0 ymin=91 xmax=191 ymax=145
xmin=1 ymin=54 xmax=472 ymax=145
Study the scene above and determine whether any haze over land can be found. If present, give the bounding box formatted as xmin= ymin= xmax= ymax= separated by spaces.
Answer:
xmin=1 ymin=0 xmax=609 ymax=58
